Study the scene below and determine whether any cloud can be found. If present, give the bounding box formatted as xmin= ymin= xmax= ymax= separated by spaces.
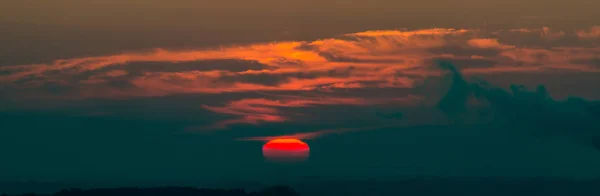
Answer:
xmin=508 ymin=28 xmax=538 ymax=33
xmin=540 ymin=27 xmax=566 ymax=40
xmin=571 ymin=58 xmax=600 ymax=67
xmin=195 ymin=94 xmax=403 ymax=130
xmin=100 ymin=70 xmax=129 ymax=77
xmin=507 ymin=27 xmax=566 ymax=40
xmin=467 ymin=38 xmax=515 ymax=49
xmin=2 ymin=27 xmax=599 ymax=99
xmin=576 ymin=26 xmax=600 ymax=40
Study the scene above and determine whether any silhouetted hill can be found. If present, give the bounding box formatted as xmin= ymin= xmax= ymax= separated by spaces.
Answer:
xmin=292 ymin=178 xmax=600 ymax=196
xmin=3 ymin=186 xmax=299 ymax=196
xmin=4 ymin=178 xmax=600 ymax=196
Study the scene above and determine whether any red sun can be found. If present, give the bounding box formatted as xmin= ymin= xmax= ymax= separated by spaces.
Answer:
xmin=262 ymin=139 xmax=310 ymax=162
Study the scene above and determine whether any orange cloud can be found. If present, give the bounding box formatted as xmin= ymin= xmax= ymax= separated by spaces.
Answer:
xmin=348 ymin=28 xmax=469 ymax=37
xmin=467 ymin=38 xmax=515 ymax=49
xmin=236 ymin=127 xmax=379 ymax=141
xmin=540 ymin=27 xmax=565 ymax=40
xmin=197 ymin=96 xmax=374 ymax=129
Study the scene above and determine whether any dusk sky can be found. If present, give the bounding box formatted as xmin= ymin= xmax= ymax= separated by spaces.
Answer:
xmin=1 ymin=0 xmax=600 ymax=187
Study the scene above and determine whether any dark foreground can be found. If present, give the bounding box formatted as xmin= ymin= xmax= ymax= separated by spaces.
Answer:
xmin=2 ymin=186 xmax=298 ymax=196
xmin=4 ymin=179 xmax=600 ymax=196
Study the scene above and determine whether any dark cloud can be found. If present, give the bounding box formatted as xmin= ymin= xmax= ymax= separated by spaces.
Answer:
xmin=435 ymin=60 xmax=600 ymax=150
xmin=218 ymin=73 xmax=300 ymax=86
xmin=571 ymin=58 xmax=600 ymax=67
xmin=436 ymin=60 xmax=470 ymax=120
xmin=98 ymin=59 xmax=270 ymax=76
xmin=3 ymin=60 xmax=272 ymax=98
xmin=216 ymin=66 xmax=359 ymax=86
xmin=3 ymin=27 xmax=600 ymax=102
xmin=317 ymin=51 xmax=404 ymax=63
xmin=293 ymin=43 xmax=318 ymax=51
xmin=31 ymin=80 xmax=76 ymax=96
xmin=426 ymin=57 xmax=498 ymax=70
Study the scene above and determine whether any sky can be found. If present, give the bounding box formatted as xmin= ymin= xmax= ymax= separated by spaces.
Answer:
xmin=1 ymin=0 xmax=600 ymax=187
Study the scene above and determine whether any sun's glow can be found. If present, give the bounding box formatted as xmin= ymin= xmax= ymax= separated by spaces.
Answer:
xmin=262 ymin=138 xmax=310 ymax=162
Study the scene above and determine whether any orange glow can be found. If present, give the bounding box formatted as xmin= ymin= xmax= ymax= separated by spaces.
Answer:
xmin=467 ymin=38 xmax=515 ymax=49
xmin=262 ymin=139 xmax=310 ymax=163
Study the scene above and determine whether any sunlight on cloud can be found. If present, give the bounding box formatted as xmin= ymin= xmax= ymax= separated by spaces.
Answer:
xmin=199 ymin=96 xmax=371 ymax=129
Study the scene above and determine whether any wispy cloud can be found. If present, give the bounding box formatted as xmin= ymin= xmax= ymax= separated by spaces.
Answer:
xmin=507 ymin=27 xmax=566 ymax=40
xmin=236 ymin=127 xmax=379 ymax=141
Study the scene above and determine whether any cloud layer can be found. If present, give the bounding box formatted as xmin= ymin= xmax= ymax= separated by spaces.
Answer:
xmin=1 ymin=26 xmax=599 ymax=129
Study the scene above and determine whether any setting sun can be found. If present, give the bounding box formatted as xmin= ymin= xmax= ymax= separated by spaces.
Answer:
xmin=262 ymin=139 xmax=310 ymax=163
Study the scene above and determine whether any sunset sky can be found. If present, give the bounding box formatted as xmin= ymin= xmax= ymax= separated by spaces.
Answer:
xmin=1 ymin=0 xmax=600 ymax=188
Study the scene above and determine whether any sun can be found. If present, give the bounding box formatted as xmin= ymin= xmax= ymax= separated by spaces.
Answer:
xmin=263 ymin=138 xmax=310 ymax=151
xmin=262 ymin=138 xmax=310 ymax=162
